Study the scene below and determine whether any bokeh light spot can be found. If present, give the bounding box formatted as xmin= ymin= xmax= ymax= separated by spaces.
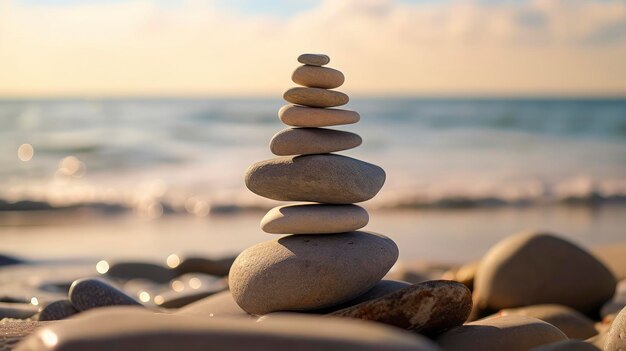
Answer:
xmin=18 ymin=144 xmax=34 ymax=161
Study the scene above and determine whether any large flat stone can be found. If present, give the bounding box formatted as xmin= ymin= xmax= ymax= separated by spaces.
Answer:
xmin=229 ymin=231 xmax=398 ymax=315
xmin=292 ymin=65 xmax=344 ymax=89
xmin=245 ymin=154 xmax=385 ymax=204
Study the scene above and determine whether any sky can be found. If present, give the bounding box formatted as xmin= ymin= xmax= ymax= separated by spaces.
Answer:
xmin=0 ymin=0 xmax=625 ymax=96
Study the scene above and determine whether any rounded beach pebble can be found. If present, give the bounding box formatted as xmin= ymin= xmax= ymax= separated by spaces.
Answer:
xmin=331 ymin=280 xmax=472 ymax=335
xmin=261 ymin=203 xmax=369 ymax=234
xmin=245 ymin=154 xmax=385 ymax=204
xmin=37 ymin=300 xmax=78 ymax=321
xmin=15 ymin=307 xmax=439 ymax=351
xmin=229 ymin=231 xmax=399 ymax=315
xmin=69 ymin=278 xmax=142 ymax=311
xmin=292 ymin=65 xmax=344 ymax=89
xmin=279 ymin=105 xmax=360 ymax=127
xmin=498 ymin=304 xmax=597 ymax=339
xmin=284 ymin=87 xmax=348 ymax=108
xmin=436 ymin=315 xmax=567 ymax=351
xmin=269 ymin=128 xmax=361 ymax=156
xmin=297 ymin=53 xmax=330 ymax=66
xmin=474 ymin=231 xmax=616 ymax=315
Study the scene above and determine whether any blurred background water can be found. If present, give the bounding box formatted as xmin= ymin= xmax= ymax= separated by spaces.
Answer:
xmin=1 ymin=97 xmax=625 ymax=262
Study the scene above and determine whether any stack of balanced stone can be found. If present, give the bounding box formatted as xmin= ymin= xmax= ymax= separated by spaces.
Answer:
xmin=229 ymin=54 xmax=397 ymax=315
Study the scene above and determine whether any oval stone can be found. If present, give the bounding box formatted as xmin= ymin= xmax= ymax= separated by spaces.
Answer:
xmin=229 ymin=231 xmax=399 ymax=315
xmin=261 ymin=204 xmax=369 ymax=234
xmin=279 ymin=105 xmax=360 ymax=127
xmin=38 ymin=300 xmax=78 ymax=321
xmin=436 ymin=315 xmax=567 ymax=351
xmin=270 ymin=128 xmax=362 ymax=156
xmin=284 ymin=87 xmax=349 ymax=108
xmin=292 ymin=65 xmax=345 ymax=89
xmin=331 ymin=280 xmax=472 ymax=335
xmin=245 ymin=154 xmax=385 ymax=204
xmin=498 ymin=304 xmax=597 ymax=339
xmin=298 ymin=53 xmax=330 ymax=66
xmin=474 ymin=231 xmax=616 ymax=315
xmin=69 ymin=278 xmax=142 ymax=311
xmin=15 ymin=307 xmax=439 ymax=351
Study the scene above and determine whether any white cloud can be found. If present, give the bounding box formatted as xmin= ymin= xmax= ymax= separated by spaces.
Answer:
xmin=0 ymin=0 xmax=624 ymax=96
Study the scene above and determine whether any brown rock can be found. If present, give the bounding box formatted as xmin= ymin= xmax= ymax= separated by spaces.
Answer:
xmin=261 ymin=204 xmax=368 ymax=234
xmin=229 ymin=231 xmax=398 ymax=315
xmin=297 ymin=53 xmax=330 ymax=66
xmin=279 ymin=105 xmax=360 ymax=127
xmin=331 ymin=280 xmax=472 ymax=335
xmin=292 ymin=65 xmax=345 ymax=89
xmin=245 ymin=154 xmax=385 ymax=204
xmin=474 ymin=231 xmax=616 ymax=315
xmin=284 ymin=87 xmax=348 ymax=108
xmin=436 ymin=315 xmax=567 ymax=351
xmin=269 ymin=128 xmax=361 ymax=156
xmin=314 ymin=280 xmax=411 ymax=313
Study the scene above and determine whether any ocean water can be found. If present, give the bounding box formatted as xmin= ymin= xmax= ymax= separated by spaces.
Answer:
xmin=1 ymin=97 xmax=625 ymax=216
xmin=1 ymin=97 xmax=625 ymax=261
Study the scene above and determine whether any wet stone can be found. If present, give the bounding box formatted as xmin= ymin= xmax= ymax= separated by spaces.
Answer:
xmin=69 ymin=278 xmax=142 ymax=311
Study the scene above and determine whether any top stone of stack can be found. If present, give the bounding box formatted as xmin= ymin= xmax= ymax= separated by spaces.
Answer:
xmin=298 ymin=53 xmax=330 ymax=66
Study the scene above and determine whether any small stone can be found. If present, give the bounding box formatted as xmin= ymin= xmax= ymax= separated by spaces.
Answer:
xmin=15 ymin=307 xmax=439 ymax=351
xmin=605 ymin=306 xmax=626 ymax=351
xmin=261 ymin=204 xmax=368 ymax=234
xmin=0 ymin=303 xmax=38 ymax=320
xmin=530 ymin=339 xmax=600 ymax=351
xmin=284 ymin=87 xmax=349 ymax=108
xmin=270 ymin=128 xmax=361 ymax=156
xmin=173 ymin=255 xmax=236 ymax=277
xmin=69 ymin=278 xmax=142 ymax=311
xmin=292 ymin=65 xmax=345 ymax=89
xmin=474 ymin=231 xmax=616 ymax=315
xmin=175 ymin=290 xmax=252 ymax=318
xmin=279 ymin=105 xmax=360 ymax=127
xmin=331 ymin=280 xmax=472 ymax=335
xmin=297 ymin=53 xmax=330 ymax=66
xmin=0 ymin=254 xmax=23 ymax=267
xmin=229 ymin=231 xmax=398 ymax=315
xmin=245 ymin=154 xmax=385 ymax=204
xmin=436 ymin=315 xmax=567 ymax=351
xmin=106 ymin=262 xmax=176 ymax=284
xmin=497 ymin=304 xmax=598 ymax=339
xmin=37 ymin=300 xmax=78 ymax=321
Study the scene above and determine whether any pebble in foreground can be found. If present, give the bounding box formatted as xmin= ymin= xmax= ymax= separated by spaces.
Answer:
xmin=15 ymin=307 xmax=440 ymax=351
